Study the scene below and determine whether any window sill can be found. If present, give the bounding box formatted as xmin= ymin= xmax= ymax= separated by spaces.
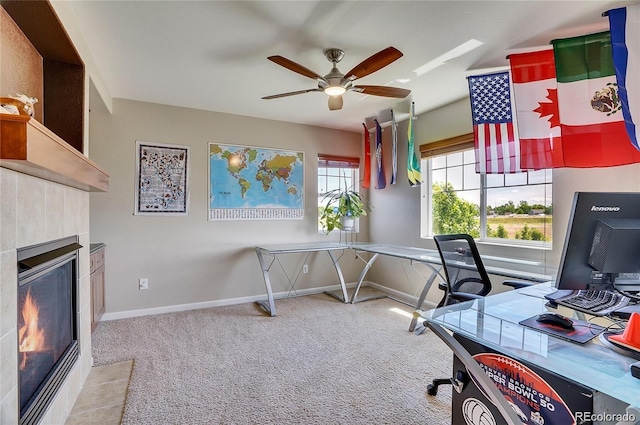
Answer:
xmin=476 ymin=238 xmax=552 ymax=252
xmin=422 ymin=235 xmax=551 ymax=251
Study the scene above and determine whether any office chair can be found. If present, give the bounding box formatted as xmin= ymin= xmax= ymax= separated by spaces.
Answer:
xmin=433 ymin=233 xmax=533 ymax=308
xmin=427 ymin=233 xmax=534 ymax=395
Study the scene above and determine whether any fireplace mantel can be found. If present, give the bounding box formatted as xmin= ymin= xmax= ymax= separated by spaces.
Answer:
xmin=0 ymin=114 xmax=109 ymax=192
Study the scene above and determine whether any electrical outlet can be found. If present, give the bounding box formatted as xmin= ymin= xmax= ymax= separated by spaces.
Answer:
xmin=302 ymin=264 xmax=309 ymax=274
xmin=139 ymin=278 xmax=149 ymax=290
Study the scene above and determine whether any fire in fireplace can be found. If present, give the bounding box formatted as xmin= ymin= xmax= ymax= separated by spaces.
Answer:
xmin=17 ymin=236 xmax=81 ymax=425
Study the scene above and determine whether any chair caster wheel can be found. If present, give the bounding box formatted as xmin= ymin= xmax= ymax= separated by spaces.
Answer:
xmin=427 ymin=384 xmax=438 ymax=396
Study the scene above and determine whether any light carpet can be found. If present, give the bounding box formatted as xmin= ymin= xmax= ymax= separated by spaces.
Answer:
xmin=91 ymin=292 xmax=453 ymax=424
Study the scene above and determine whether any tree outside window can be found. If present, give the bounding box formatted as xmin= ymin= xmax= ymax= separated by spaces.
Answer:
xmin=424 ymin=149 xmax=552 ymax=244
xmin=317 ymin=155 xmax=360 ymax=232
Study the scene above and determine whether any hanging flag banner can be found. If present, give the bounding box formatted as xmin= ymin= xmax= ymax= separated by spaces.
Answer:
xmin=608 ymin=5 xmax=640 ymax=151
xmin=390 ymin=110 xmax=398 ymax=185
xmin=509 ymin=49 xmax=565 ymax=169
xmin=551 ymin=31 xmax=640 ymax=167
xmin=362 ymin=123 xmax=371 ymax=189
xmin=375 ymin=119 xmax=386 ymax=189
xmin=407 ymin=102 xmax=422 ymax=186
xmin=468 ymin=71 xmax=522 ymax=174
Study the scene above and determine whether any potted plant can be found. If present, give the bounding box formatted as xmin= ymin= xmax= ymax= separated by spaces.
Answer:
xmin=319 ymin=187 xmax=372 ymax=233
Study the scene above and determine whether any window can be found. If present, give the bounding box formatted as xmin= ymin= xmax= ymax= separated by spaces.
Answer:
xmin=317 ymin=155 xmax=360 ymax=232
xmin=421 ymin=140 xmax=552 ymax=245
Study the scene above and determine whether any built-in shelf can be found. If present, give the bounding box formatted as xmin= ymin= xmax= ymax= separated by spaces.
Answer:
xmin=1 ymin=0 xmax=109 ymax=192
xmin=1 ymin=114 xmax=109 ymax=192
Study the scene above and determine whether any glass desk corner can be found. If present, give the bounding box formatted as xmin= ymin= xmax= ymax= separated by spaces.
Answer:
xmin=421 ymin=283 xmax=640 ymax=409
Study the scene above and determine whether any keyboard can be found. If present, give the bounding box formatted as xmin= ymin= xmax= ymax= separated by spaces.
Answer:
xmin=545 ymin=289 xmax=632 ymax=316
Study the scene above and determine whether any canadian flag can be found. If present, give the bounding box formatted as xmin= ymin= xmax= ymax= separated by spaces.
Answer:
xmin=508 ymin=49 xmax=565 ymax=169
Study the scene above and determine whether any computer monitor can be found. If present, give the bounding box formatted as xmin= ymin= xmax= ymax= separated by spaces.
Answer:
xmin=556 ymin=192 xmax=640 ymax=291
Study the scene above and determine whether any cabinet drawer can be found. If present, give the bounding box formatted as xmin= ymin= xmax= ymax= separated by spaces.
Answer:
xmin=90 ymin=247 xmax=105 ymax=272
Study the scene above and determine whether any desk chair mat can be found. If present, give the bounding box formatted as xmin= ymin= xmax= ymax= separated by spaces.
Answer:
xmin=519 ymin=316 xmax=605 ymax=344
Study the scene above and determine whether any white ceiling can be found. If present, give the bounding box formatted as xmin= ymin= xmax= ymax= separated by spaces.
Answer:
xmin=61 ymin=0 xmax=635 ymax=133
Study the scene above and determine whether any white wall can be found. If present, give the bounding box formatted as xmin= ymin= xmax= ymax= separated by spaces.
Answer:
xmin=89 ymin=96 xmax=640 ymax=316
xmin=89 ymin=99 xmax=365 ymax=316
xmin=369 ymin=99 xmax=472 ymax=247
xmin=365 ymin=99 xmax=471 ymax=304
xmin=365 ymin=97 xmax=640 ymax=305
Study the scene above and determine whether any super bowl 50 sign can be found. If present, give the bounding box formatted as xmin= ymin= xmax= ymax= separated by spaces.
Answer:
xmin=470 ymin=353 xmax=575 ymax=424
xmin=451 ymin=337 xmax=594 ymax=425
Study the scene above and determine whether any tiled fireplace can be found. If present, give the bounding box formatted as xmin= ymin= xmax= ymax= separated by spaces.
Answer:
xmin=1 ymin=168 xmax=92 ymax=425
xmin=18 ymin=236 xmax=81 ymax=425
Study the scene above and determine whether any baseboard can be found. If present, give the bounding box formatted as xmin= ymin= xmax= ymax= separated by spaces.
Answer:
xmin=101 ymin=281 xmax=359 ymax=321
xmin=100 ymin=281 xmax=437 ymax=321
xmin=366 ymin=281 xmax=438 ymax=310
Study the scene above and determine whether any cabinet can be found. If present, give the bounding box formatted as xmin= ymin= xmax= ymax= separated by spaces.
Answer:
xmin=90 ymin=244 xmax=106 ymax=332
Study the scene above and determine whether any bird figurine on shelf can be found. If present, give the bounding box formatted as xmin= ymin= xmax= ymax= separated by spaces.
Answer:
xmin=0 ymin=93 xmax=38 ymax=117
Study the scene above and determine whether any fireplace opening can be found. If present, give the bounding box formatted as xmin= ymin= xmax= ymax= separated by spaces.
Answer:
xmin=17 ymin=236 xmax=81 ymax=425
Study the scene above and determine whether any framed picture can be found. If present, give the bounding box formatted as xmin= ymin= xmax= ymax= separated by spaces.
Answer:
xmin=208 ymin=143 xmax=304 ymax=220
xmin=135 ymin=141 xmax=190 ymax=215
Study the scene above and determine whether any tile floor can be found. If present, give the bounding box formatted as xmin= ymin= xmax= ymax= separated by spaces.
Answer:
xmin=64 ymin=360 xmax=133 ymax=425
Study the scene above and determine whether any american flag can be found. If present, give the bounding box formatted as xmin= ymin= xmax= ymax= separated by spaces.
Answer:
xmin=468 ymin=71 xmax=522 ymax=174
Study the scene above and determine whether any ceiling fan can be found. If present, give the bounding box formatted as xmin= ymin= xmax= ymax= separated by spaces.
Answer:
xmin=262 ymin=46 xmax=411 ymax=111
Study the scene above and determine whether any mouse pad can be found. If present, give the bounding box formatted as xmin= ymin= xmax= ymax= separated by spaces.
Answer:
xmin=519 ymin=315 xmax=606 ymax=344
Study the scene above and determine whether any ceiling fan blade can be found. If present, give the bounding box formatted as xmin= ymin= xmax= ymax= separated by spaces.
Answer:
xmin=343 ymin=47 xmax=403 ymax=80
xmin=262 ymin=88 xmax=322 ymax=100
xmin=267 ymin=55 xmax=326 ymax=81
xmin=328 ymin=95 xmax=343 ymax=111
xmin=353 ymin=85 xmax=411 ymax=98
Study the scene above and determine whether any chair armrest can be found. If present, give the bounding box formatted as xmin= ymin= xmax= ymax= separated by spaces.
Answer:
xmin=502 ymin=279 xmax=536 ymax=289
xmin=426 ymin=322 xmax=525 ymax=424
xmin=449 ymin=292 xmax=484 ymax=302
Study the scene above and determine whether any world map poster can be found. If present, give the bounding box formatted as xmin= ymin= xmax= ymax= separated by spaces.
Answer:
xmin=208 ymin=143 xmax=304 ymax=220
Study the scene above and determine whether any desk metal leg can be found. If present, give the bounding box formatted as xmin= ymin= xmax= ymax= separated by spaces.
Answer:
xmin=409 ymin=264 xmax=444 ymax=332
xmin=351 ymin=252 xmax=388 ymax=303
xmin=323 ymin=250 xmax=349 ymax=303
xmin=414 ymin=264 xmax=444 ymax=309
xmin=426 ymin=322 xmax=524 ymax=425
xmin=255 ymin=247 xmax=277 ymax=317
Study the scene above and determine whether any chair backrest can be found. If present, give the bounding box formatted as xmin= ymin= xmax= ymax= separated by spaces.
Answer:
xmin=433 ymin=234 xmax=492 ymax=304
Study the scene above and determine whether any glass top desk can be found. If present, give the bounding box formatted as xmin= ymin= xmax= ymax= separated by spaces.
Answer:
xmin=255 ymin=242 xmax=554 ymax=320
xmin=421 ymin=283 xmax=640 ymax=409
xmin=255 ymin=242 xmax=350 ymax=316
xmin=348 ymin=243 xmax=553 ymax=330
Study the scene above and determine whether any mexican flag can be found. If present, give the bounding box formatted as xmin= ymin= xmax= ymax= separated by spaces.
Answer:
xmin=552 ymin=31 xmax=640 ymax=167
xmin=509 ymin=49 xmax=565 ymax=169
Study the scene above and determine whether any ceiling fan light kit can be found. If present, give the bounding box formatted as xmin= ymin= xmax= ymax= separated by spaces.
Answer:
xmin=263 ymin=46 xmax=410 ymax=111
xmin=328 ymin=95 xmax=344 ymax=111
xmin=324 ymin=86 xmax=346 ymax=96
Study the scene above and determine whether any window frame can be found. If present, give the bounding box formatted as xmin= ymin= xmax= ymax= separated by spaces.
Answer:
xmin=317 ymin=154 xmax=361 ymax=233
xmin=420 ymin=136 xmax=552 ymax=248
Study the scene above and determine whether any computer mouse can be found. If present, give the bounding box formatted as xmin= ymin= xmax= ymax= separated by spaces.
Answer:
xmin=536 ymin=313 xmax=574 ymax=329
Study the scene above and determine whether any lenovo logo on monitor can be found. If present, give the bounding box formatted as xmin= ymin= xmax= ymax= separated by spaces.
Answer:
xmin=591 ymin=206 xmax=621 ymax=212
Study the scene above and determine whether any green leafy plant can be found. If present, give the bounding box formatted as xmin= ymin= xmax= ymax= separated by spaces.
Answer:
xmin=319 ymin=188 xmax=372 ymax=233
